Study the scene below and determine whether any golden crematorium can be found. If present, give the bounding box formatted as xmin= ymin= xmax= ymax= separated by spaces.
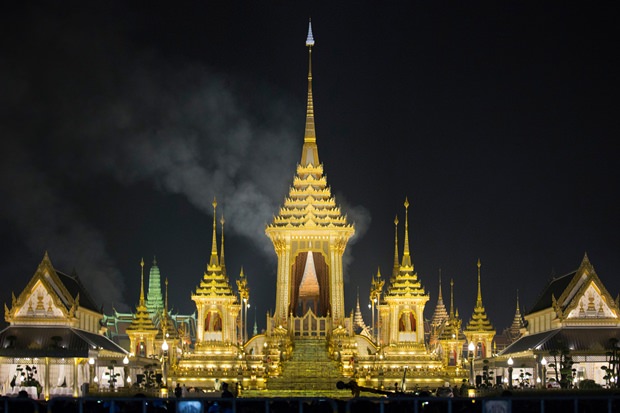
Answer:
xmin=1 ymin=22 xmax=618 ymax=400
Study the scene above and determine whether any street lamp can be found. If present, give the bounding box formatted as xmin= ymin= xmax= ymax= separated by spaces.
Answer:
xmin=507 ymin=357 xmax=514 ymax=389
xmin=243 ymin=298 xmax=250 ymax=342
xmin=162 ymin=340 xmax=169 ymax=389
xmin=88 ymin=358 xmax=95 ymax=387
xmin=123 ymin=356 xmax=129 ymax=388
xmin=468 ymin=342 xmax=476 ymax=386
xmin=541 ymin=357 xmax=547 ymax=389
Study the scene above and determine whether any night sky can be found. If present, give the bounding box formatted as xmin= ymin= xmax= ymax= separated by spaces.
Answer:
xmin=1 ymin=3 xmax=618 ymax=335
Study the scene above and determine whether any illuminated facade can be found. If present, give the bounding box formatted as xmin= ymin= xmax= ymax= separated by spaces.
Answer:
xmin=6 ymin=22 xmax=618 ymax=399
xmin=491 ymin=254 xmax=620 ymax=387
xmin=0 ymin=253 xmax=127 ymax=398
xmin=171 ymin=22 xmax=466 ymax=395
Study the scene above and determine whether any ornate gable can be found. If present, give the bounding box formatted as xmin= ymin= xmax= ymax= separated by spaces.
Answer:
xmin=559 ymin=255 xmax=619 ymax=322
xmin=565 ymin=282 xmax=618 ymax=320
xmin=5 ymin=252 xmax=77 ymax=326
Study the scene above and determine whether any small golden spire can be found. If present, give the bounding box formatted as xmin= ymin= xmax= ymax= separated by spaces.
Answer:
xmin=209 ymin=197 xmax=219 ymax=267
xmin=139 ymin=258 xmax=145 ymax=306
xmin=220 ymin=213 xmax=226 ymax=277
xmin=165 ymin=277 xmax=169 ymax=313
xmin=450 ymin=278 xmax=455 ymax=318
xmin=477 ymin=258 xmax=483 ymax=307
xmin=401 ymin=197 xmax=413 ymax=269
xmin=392 ymin=215 xmax=399 ymax=278
xmin=438 ymin=269 xmax=443 ymax=302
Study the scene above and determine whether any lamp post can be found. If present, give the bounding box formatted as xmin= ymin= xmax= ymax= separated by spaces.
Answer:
xmin=507 ymin=357 xmax=514 ymax=389
xmin=88 ymin=358 xmax=95 ymax=387
xmin=162 ymin=340 xmax=169 ymax=389
xmin=244 ymin=299 xmax=250 ymax=342
xmin=123 ymin=356 xmax=129 ymax=388
xmin=370 ymin=270 xmax=384 ymax=344
xmin=468 ymin=342 xmax=476 ymax=386
xmin=541 ymin=357 xmax=547 ymax=389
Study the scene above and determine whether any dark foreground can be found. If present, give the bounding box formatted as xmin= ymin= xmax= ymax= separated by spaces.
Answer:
xmin=2 ymin=392 xmax=620 ymax=413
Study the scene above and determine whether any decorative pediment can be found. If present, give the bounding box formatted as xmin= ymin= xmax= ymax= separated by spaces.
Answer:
xmin=5 ymin=253 xmax=79 ymax=326
xmin=559 ymin=255 xmax=619 ymax=321
xmin=8 ymin=280 xmax=71 ymax=324
xmin=565 ymin=282 xmax=618 ymax=320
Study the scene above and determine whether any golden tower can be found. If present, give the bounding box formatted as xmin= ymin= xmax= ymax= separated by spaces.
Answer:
xmin=379 ymin=198 xmax=429 ymax=349
xmin=265 ymin=21 xmax=355 ymax=327
xmin=126 ymin=258 xmax=159 ymax=358
xmin=463 ymin=259 xmax=496 ymax=358
xmin=191 ymin=198 xmax=241 ymax=348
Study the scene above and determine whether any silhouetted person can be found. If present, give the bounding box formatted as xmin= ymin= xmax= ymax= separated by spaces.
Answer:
xmin=221 ymin=382 xmax=233 ymax=398
xmin=219 ymin=382 xmax=234 ymax=413
xmin=174 ymin=383 xmax=183 ymax=398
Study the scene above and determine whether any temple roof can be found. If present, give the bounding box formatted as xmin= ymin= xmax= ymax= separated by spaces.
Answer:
xmin=193 ymin=199 xmax=236 ymax=300
xmin=430 ymin=272 xmax=449 ymax=327
xmin=266 ymin=22 xmax=353 ymax=235
xmin=527 ymin=254 xmax=618 ymax=319
xmin=386 ymin=199 xmax=426 ymax=299
xmin=465 ymin=260 xmax=495 ymax=333
xmin=126 ymin=259 xmax=157 ymax=333
xmin=0 ymin=325 xmax=127 ymax=357
xmin=500 ymin=327 xmax=620 ymax=355
xmin=7 ymin=252 xmax=100 ymax=323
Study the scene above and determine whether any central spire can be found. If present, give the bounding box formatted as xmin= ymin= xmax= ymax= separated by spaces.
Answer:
xmin=301 ymin=19 xmax=319 ymax=167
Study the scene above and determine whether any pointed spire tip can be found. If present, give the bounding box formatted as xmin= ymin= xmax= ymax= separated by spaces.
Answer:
xmin=306 ymin=19 xmax=315 ymax=47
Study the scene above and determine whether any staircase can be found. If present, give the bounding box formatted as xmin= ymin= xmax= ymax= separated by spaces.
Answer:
xmin=266 ymin=338 xmax=345 ymax=393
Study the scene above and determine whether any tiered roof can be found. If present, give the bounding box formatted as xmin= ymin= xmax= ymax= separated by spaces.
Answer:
xmin=430 ymin=271 xmax=449 ymax=328
xmin=146 ymin=257 xmax=164 ymax=315
xmin=193 ymin=199 xmax=236 ymax=299
xmin=266 ymin=22 xmax=353 ymax=235
xmin=465 ymin=259 xmax=495 ymax=333
xmin=386 ymin=198 xmax=426 ymax=299
xmin=126 ymin=259 xmax=158 ymax=334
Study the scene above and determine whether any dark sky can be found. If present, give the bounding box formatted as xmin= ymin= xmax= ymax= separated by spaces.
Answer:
xmin=1 ymin=2 xmax=618 ymax=334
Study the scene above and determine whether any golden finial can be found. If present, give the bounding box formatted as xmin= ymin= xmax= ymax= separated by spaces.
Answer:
xmin=139 ymin=258 xmax=145 ymax=305
xmin=392 ymin=215 xmax=400 ymax=278
xmin=165 ymin=277 xmax=169 ymax=313
xmin=301 ymin=18 xmax=319 ymax=166
xmin=401 ymin=197 xmax=413 ymax=269
xmin=438 ymin=269 xmax=443 ymax=301
xmin=450 ymin=278 xmax=455 ymax=318
xmin=220 ymin=213 xmax=226 ymax=276
xmin=209 ymin=197 xmax=219 ymax=267
xmin=477 ymin=258 xmax=483 ymax=307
